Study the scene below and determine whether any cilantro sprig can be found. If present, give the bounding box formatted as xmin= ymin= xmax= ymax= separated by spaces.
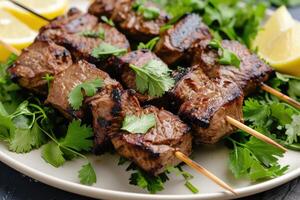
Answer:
xmin=130 ymin=59 xmax=175 ymax=97
xmin=137 ymin=37 xmax=160 ymax=51
xmin=133 ymin=0 xmax=160 ymax=20
xmin=121 ymin=113 xmax=156 ymax=134
xmin=80 ymin=28 xmax=105 ymax=40
xmin=92 ymin=43 xmax=127 ymax=60
xmin=209 ymin=39 xmax=240 ymax=68
xmin=68 ymin=78 xmax=103 ymax=110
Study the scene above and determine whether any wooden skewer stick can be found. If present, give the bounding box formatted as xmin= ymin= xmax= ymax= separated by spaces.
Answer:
xmin=175 ymin=151 xmax=237 ymax=195
xmin=261 ymin=83 xmax=300 ymax=110
xmin=0 ymin=40 xmax=21 ymax=56
xmin=8 ymin=0 xmax=51 ymax=22
xmin=226 ymin=116 xmax=287 ymax=152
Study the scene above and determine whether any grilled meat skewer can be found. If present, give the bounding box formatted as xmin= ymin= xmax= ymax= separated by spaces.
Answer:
xmin=88 ymin=0 xmax=170 ymax=41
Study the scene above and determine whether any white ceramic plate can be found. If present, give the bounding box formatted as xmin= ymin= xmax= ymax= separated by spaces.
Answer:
xmin=0 ymin=1 xmax=299 ymax=200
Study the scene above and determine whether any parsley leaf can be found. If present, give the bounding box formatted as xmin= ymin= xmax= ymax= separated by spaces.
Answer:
xmin=101 ymin=16 xmax=115 ymax=26
xmin=137 ymin=37 xmax=160 ymax=51
xmin=121 ymin=113 xmax=156 ymax=134
xmin=68 ymin=78 xmax=103 ymax=110
xmin=243 ymin=99 xmax=271 ymax=126
xmin=92 ymin=42 xmax=127 ymax=60
xmin=42 ymin=141 xmax=65 ymax=167
xmin=209 ymin=39 xmax=240 ymax=68
xmin=61 ymin=120 xmax=93 ymax=152
xmin=285 ymin=115 xmax=300 ymax=144
xmin=80 ymin=28 xmax=105 ymax=40
xmin=78 ymin=162 xmax=97 ymax=185
xmin=130 ymin=60 xmax=175 ymax=97
xmin=133 ymin=0 xmax=160 ymax=20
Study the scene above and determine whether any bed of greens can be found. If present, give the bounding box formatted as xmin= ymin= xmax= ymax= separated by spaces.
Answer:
xmin=0 ymin=0 xmax=299 ymax=194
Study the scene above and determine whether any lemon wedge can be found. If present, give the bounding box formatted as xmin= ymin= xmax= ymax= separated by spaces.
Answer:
xmin=0 ymin=9 xmax=37 ymax=61
xmin=0 ymin=0 xmax=69 ymax=30
xmin=254 ymin=6 xmax=300 ymax=77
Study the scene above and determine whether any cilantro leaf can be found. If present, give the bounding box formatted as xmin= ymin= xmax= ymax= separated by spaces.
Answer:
xmin=285 ymin=115 xmax=300 ymax=144
xmin=80 ymin=28 xmax=105 ymax=40
xmin=133 ymin=0 xmax=160 ymax=20
xmin=100 ymin=16 xmax=115 ymax=26
xmin=78 ymin=162 xmax=97 ymax=185
xmin=288 ymin=80 xmax=300 ymax=100
xmin=270 ymin=103 xmax=294 ymax=125
xmin=209 ymin=39 xmax=240 ymax=68
xmin=138 ymin=37 xmax=160 ymax=51
xmin=130 ymin=60 xmax=175 ymax=97
xmin=68 ymin=78 xmax=103 ymax=110
xmin=61 ymin=120 xmax=93 ymax=152
xmin=121 ymin=113 xmax=156 ymax=134
xmin=91 ymin=42 xmax=127 ymax=60
xmin=42 ymin=141 xmax=65 ymax=168
xmin=243 ymin=99 xmax=270 ymax=126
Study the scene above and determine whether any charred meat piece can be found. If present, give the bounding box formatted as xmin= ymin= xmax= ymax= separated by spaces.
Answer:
xmin=38 ymin=8 xmax=130 ymax=65
xmin=192 ymin=40 xmax=274 ymax=95
xmin=89 ymin=0 xmax=170 ymax=41
xmin=108 ymin=49 xmax=166 ymax=102
xmin=155 ymin=14 xmax=211 ymax=65
xmin=88 ymin=89 xmax=141 ymax=153
xmin=88 ymin=0 xmax=117 ymax=18
xmin=8 ymin=40 xmax=72 ymax=94
xmin=111 ymin=105 xmax=192 ymax=175
xmin=46 ymin=60 xmax=122 ymax=119
xmin=171 ymin=67 xmax=244 ymax=144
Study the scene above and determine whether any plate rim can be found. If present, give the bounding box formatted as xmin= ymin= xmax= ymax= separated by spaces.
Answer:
xmin=1 ymin=149 xmax=299 ymax=200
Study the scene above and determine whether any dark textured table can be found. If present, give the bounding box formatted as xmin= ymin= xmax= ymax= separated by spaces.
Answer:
xmin=1 ymin=6 xmax=300 ymax=200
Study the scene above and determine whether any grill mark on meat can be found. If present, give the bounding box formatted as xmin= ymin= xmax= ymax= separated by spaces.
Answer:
xmin=155 ymin=14 xmax=212 ymax=65
xmin=192 ymin=39 xmax=274 ymax=95
xmin=171 ymin=66 xmax=244 ymax=144
xmin=88 ymin=0 xmax=170 ymax=41
xmin=37 ymin=8 xmax=130 ymax=67
xmin=111 ymin=88 xmax=122 ymax=117
xmin=7 ymin=40 xmax=73 ymax=95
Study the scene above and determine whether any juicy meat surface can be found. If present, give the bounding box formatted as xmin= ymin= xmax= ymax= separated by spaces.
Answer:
xmin=88 ymin=0 xmax=117 ymax=18
xmin=88 ymin=89 xmax=141 ymax=153
xmin=111 ymin=105 xmax=192 ymax=175
xmin=46 ymin=60 xmax=122 ymax=119
xmin=192 ymin=40 xmax=274 ymax=95
xmin=38 ymin=8 xmax=130 ymax=65
xmin=155 ymin=14 xmax=212 ymax=65
xmin=171 ymin=67 xmax=244 ymax=144
xmin=8 ymin=40 xmax=72 ymax=94
xmin=89 ymin=0 xmax=170 ymax=41
xmin=108 ymin=50 xmax=165 ymax=102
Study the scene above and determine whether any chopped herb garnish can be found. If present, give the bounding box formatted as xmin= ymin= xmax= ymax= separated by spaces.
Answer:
xmin=133 ymin=0 xmax=160 ymax=20
xmin=209 ymin=39 xmax=241 ymax=68
xmin=43 ymin=74 xmax=54 ymax=90
xmin=80 ymin=28 xmax=105 ymax=40
xmin=68 ymin=78 xmax=103 ymax=110
xmin=129 ymin=59 xmax=175 ymax=97
xmin=101 ymin=16 xmax=115 ymax=26
xmin=121 ymin=113 xmax=156 ymax=134
xmin=92 ymin=42 xmax=127 ymax=60
xmin=137 ymin=37 xmax=160 ymax=51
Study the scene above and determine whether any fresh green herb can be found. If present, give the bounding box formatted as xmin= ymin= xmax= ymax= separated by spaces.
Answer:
xmin=78 ymin=163 xmax=97 ymax=186
xmin=285 ymin=115 xmax=300 ymax=144
xmin=101 ymin=16 xmax=115 ymax=26
xmin=41 ymin=120 xmax=96 ymax=185
xmin=127 ymin=163 xmax=169 ymax=194
xmin=167 ymin=166 xmax=199 ymax=194
xmin=80 ymin=28 xmax=105 ymax=40
xmin=133 ymin=0 xmax=160 ymax=20
xmin=92 ymin=42 xmax=127 ymax=60
xmin=43 ymin=74 xmax=54 ymax=90
xmin=137 ymin=37 xmax=160 ymax=51
xmin=121 ymin=113 xmax=156 ymax=134
xmin=209 ymin=39 xmax=240 ymax=68
xmin=129 ymin=59 xmax=175 ymax=97
xmin=228 ymin=136 xmax=288 ymax=181
xmin=68 ymin=78 xmax=103 ymax=110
